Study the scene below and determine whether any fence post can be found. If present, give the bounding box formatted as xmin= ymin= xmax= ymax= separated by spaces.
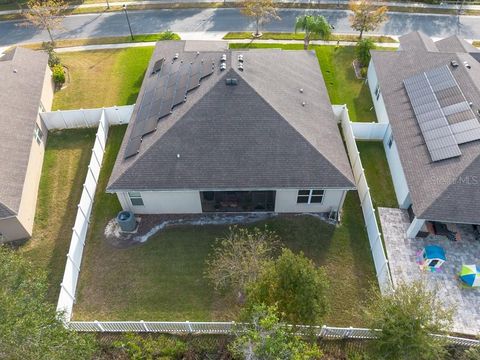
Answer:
xmin=77 ymin=204 xmax=88 ymax=223
xmin=82 ymin=109 xmax=89 ymax=128
xmin=186 ymin=321 xmax=193 ymax=333
xmin=92 ymin=149 xmax=102 ymax=169
xmin=140 ymin=320 xmax=149 ymax=332
xmin=345 ymin=326 xmax=353 ymax=339
xmin=320 ymin=325 xmax=327 ymax=338
xmin=59 ymin=110 xmax=68 ymax=129
xmin=94 ymin=321 xmax=105 ymax=332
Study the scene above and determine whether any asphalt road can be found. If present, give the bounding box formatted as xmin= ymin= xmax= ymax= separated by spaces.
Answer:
xmin=0 ymin=8 xmax=478 ymax=46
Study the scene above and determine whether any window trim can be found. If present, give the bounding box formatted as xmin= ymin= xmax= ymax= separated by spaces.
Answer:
xmin=128 ymin=191 xmax=144 ymax=206
xmin=33 ymin=123 xmax=43 ymax=145
xmin=297 ymin=189 xmax=324 ymax=205
xmin=374 ymin=83 xmax=381 ymax=101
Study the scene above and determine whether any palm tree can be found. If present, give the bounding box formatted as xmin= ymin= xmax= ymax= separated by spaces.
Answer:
xmin=294 ymin=15 xmax=332 ymax=50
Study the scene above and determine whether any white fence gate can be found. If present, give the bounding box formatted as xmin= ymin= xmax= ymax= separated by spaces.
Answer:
xmin=40 ymin=105 xmax=134 ymax=130
xmin=334 ymin=105 xmax=393 ymax=295
xmin=350 ymin=122 xmax=388 ymax=141
xmin=56 ymin=110 xmax=110 ymax=320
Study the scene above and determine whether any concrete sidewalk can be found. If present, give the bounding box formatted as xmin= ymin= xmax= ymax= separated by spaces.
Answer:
xmin=47 ymin=35 xmax=401 ymax=53
xmin=1 ymin=0 xmax=479 ymax=16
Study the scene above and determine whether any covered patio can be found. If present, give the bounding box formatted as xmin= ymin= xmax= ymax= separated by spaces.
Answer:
xmin=379 ymin=207 xmax=480 ymax=335
xmin=200 ymin=191 xmax=276 ymax=212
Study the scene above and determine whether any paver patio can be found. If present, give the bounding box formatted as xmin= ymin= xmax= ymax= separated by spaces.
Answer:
xmin=379 ymin=207 xmax=480 ymax=335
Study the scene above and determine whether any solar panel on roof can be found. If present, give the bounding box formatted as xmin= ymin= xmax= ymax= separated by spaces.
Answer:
xmin=143 ymin=117 xmax=158 ymax=135
xmin=201 ymin=60 xmax=214 ymax=78
xmin=404 ymin=65 xmax=480 ymax=162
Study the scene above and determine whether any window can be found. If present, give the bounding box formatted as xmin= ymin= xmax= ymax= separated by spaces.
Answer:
xmin=128 ymin=192 xmax=144 ymax=206
xmin=33 ymin=123 xmax=43 ymax=145
xmin=387 ymin=133 xmax=394 ymax=149
xmin=375 ymin=83 xmax=381 ymax=101
xmin=297 ymin=190 xmax=324 ymax=204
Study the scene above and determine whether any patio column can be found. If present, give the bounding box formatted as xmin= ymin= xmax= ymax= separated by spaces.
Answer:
xmin=406 ymin=217 xmax=425 ymax=239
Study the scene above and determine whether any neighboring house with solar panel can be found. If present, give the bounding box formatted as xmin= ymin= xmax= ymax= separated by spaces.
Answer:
xmin=367 ymin=31 xmax=480 ymax=238
xmin=0 ymin=48 xmax=53 ymax=243
xmin=108 ymin=41 xmax=355 ymax=216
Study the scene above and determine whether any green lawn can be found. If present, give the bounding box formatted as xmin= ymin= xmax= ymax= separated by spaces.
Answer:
xmin=20 ymin=129 xmax=96 ymax=303
xmin=224 ymin=32 xmax=397 ymax=43
xmin=229 ymin=43 xmax=377 ymax=122
xmin=53 ymin=47 xmax=154 ymax=110
xmin=357 ymin=141 xmax=397 ymax=209
xmin=74 ymin=126 xmax=376 ymax=325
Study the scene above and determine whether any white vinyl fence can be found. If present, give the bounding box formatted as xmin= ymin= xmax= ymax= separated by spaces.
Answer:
xmin=68 ymin=321 xmax=480 ymax=347
xmin=350 ymin=122 xmax=388 ymax=141
xmin=56 ymin=110 xmax=110 ymax=320
xmin=334 ymin=105 xmax=393 ymax=295
xmin=40 ymin=105 xmax=134 ymax=130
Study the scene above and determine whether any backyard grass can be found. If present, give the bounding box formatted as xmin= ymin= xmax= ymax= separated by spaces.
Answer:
xmin=19 ymin=128 xmax=96 ymax=303
xmin=73 ymin=126 xmax=376 ymax=325
xmin=357 ymin=141 xmax=397 ymax=209
xmin=53 ymin=47 xmax=154 ymax=110
xmin=230 ymin=43 xmax=377 ymax=122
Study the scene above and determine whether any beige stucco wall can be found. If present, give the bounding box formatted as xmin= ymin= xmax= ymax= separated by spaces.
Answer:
xmin=117 ymin=190 xmax=203 ymax=214
xmin=5 ymin=66 xmax=54 ymax=242
xmin=116 ymin=188 xmax=349 ymax=215
xmin=274 ymin=189 xmax=347 ymax=213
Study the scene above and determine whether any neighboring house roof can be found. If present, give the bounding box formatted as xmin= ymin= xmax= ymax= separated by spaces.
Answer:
xmin=0 ymin=47 xmax=49 ymax=219
xmin=399 ymin=31 xmax=439 ymax=52
xmin=108 ymin=41 xmax=354 ymax=192
xmin=435 ymin=35 xmax=480 ymax=53
xmin=371 ymin=32 xmax=480 ymax=224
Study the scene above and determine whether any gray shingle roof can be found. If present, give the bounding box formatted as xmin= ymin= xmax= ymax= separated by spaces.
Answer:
xmin=435 ymin=35 xmax=480 ymax=53
xmin=399 ymin=31 xmax=439 ymax=52
xmin=108 ymin=41 xmax=354 ymax=191
xmin=0 ymin=47 xmax=48 ymax=219
xmin=371 ymin=32 xmax=480 ymax=224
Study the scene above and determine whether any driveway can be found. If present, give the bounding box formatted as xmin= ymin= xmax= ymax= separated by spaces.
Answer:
xmin=379 ymin=207 xmax=480 ymax=336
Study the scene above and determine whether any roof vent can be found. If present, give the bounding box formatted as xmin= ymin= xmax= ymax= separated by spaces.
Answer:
xmin=220 ymin=63 xmax=227 ymax=71
xmin=469 ymin=101 xmax=473 ymax=107
xmin=226 ymin=78 xmax=238 ymax=86
xmin=464 ymin=61 xmax=471 ymax=69
xmin=299 ymin=88 xmax=304 ymax=93
xmin=177 ymin=153 xmax=181 ymax=159
xmin=196 ymin=51 xmax=200 ymax=56
xmin=238 ymin=63 xmax=244 ymax=71
xmin=173 ymin=53 xmax=179 ymax=61
xmin=13 ymin=68 xmax=17 ymax=73
xmin=301 ymin=101 xmax=306 ymax=107
xmin=221 ymin=54 xmax=227 ymax=62
xmin=451 ymin=60 xmax=459 ymax=68
xmin=237 ymin=54 xmax=244 ymax=62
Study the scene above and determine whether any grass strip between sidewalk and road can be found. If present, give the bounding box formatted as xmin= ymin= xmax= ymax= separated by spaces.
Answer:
xmin=224 ymin=32 xmax=398 ymax=43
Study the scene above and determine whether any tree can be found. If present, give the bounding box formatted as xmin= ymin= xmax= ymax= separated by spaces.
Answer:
xmin=349 ymin=0 xmax=387 ymax=39
xmin=0 ymin=247 xmax=97 ymax=359
xmin=23 ymin=0 xmax=67 ymax=44
xmin=246 ymin=248 xmax=329 ymax=325
xmin=230 ymin=304 xmax=323 ymax=360
xmin=241 ymin=0 xmax=280 ymax=37
xmin=355 ymin=37 xmax=376 ymax=67
xmin=294 ymin=15 xmax=332 ymax=50
xmin=364 ymin=281 xmax=453 ymax=360
xmin=205 ymin=226 xmax=278 ymax=301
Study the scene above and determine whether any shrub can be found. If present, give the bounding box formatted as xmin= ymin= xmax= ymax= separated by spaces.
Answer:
xmin=52 ymin=64 xmax=65 ymax=86
xmin=246 ymin=248 xmax=330 ymax=325
xmin=42 ymin=41 xmax=61 ymax=68
xmin=113 ymin=333 xmax=187 ymax=359
xmin=356 ymin=38 xmax=376 ymax=67
xmin=364 ymin=281 xmax=453 ymax=360
xmin=159 ymin=30 xmax=179 ymax=41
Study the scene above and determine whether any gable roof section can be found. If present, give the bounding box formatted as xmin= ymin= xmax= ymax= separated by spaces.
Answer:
xmin=108 ymin=41 xmax=354 ymax=191
xmin=399 ymin=31 xmax=438 ymax=52
xmin=371 ymin=34 xmax=480 ymax=224
xmin=435 ymin=35 xmax=480 ymax=53
xmin=0 ymin=47 xmax=48 ymax=219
